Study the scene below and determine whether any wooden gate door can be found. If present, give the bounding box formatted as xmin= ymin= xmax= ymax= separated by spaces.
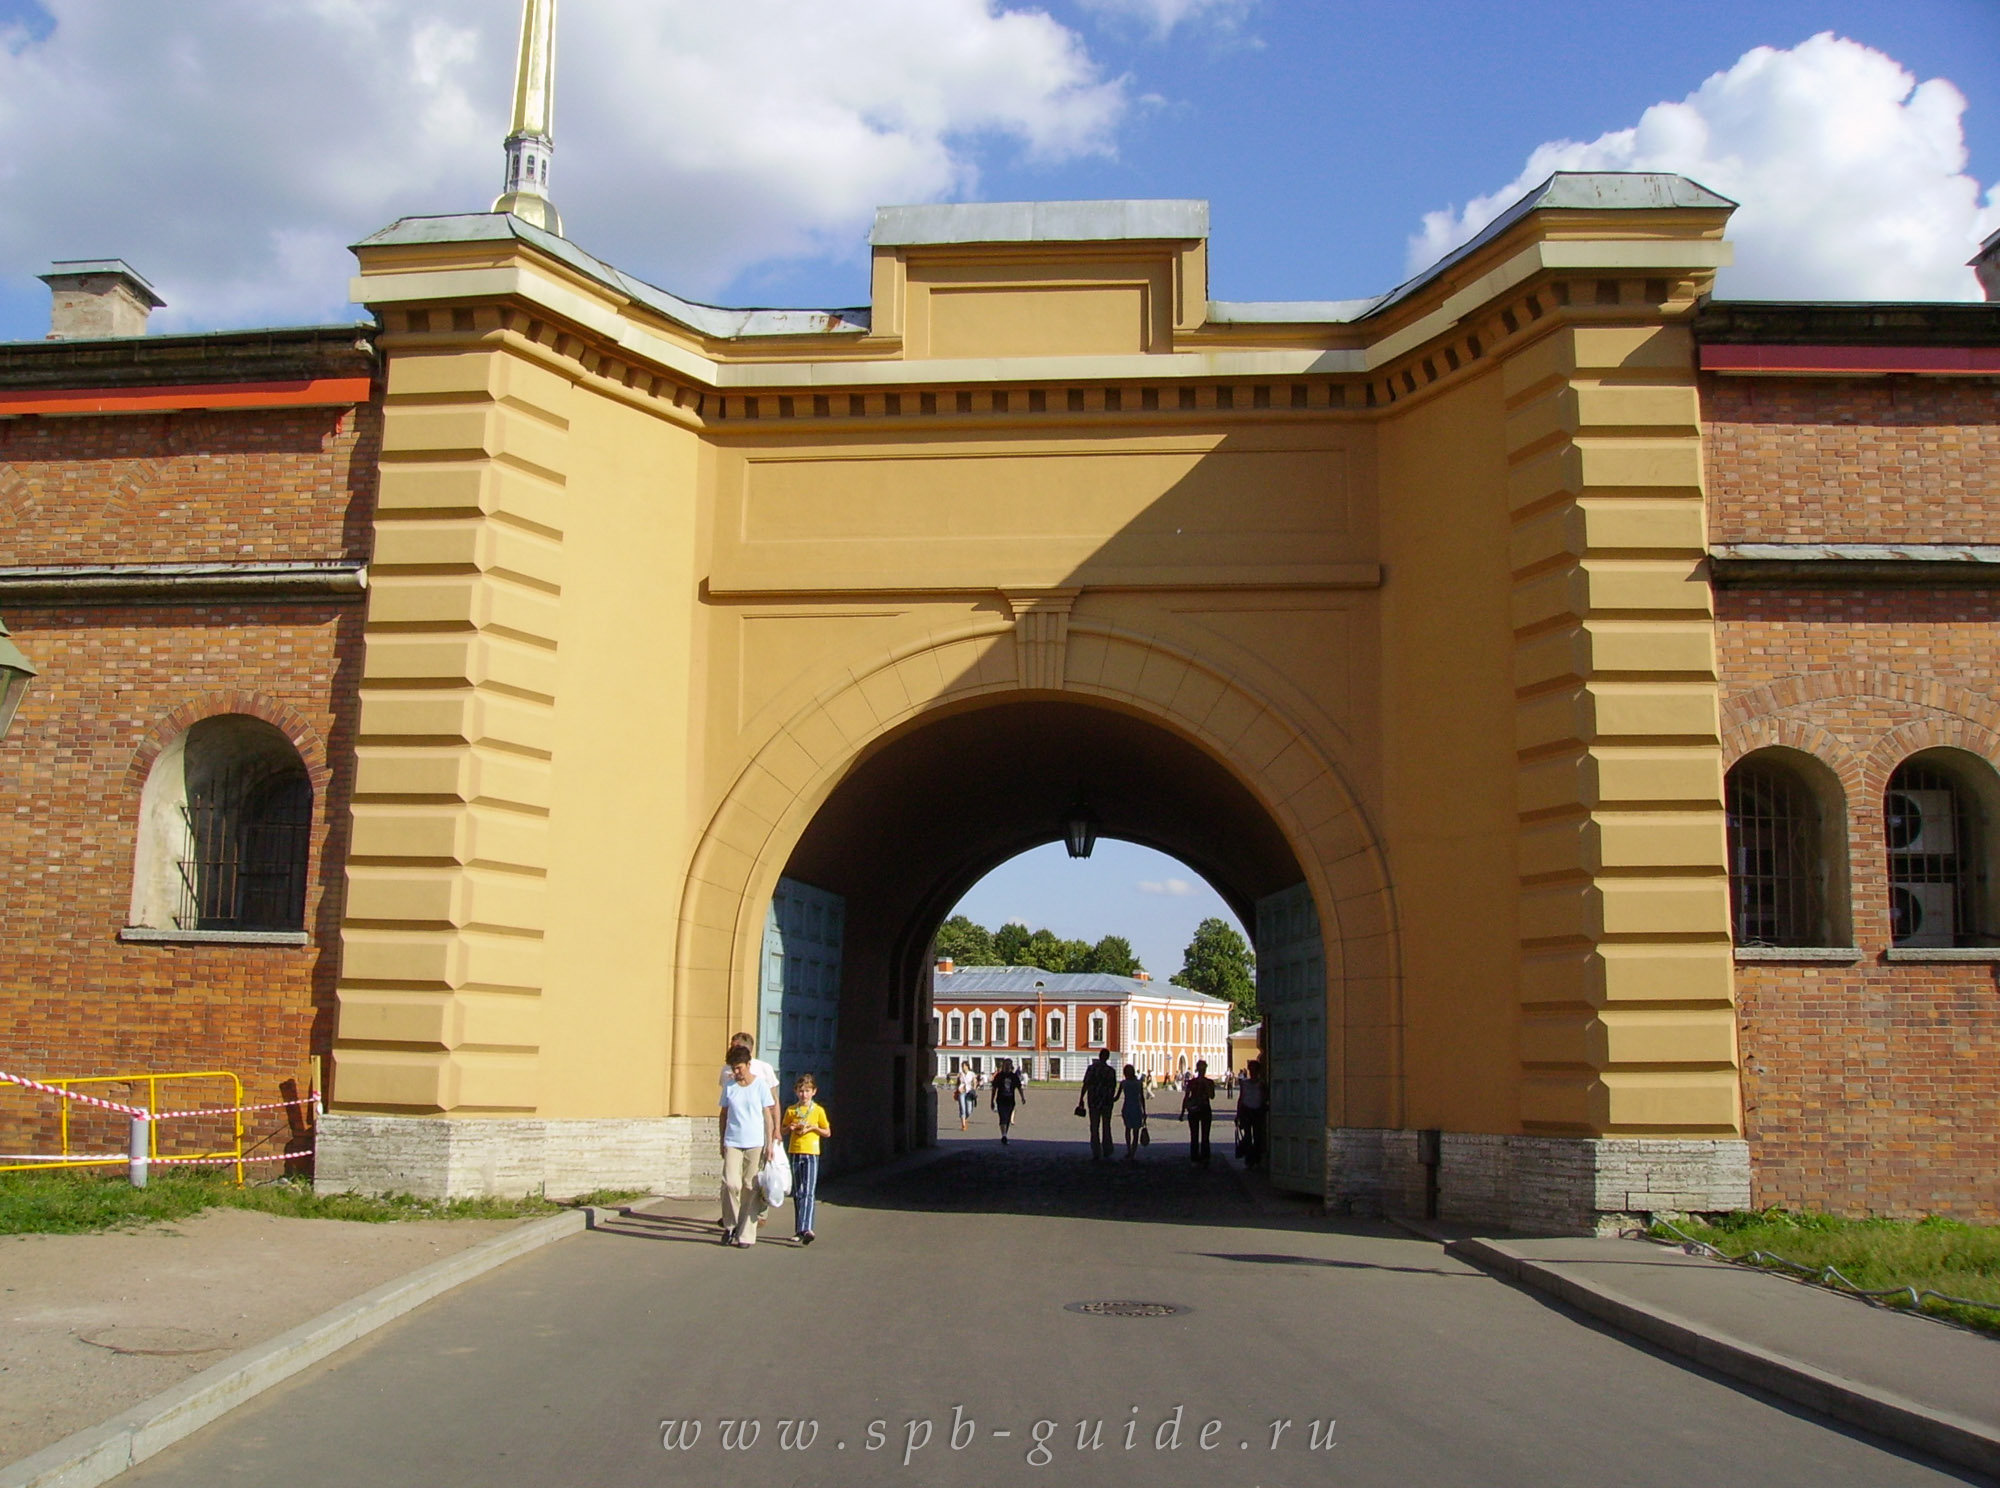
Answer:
xmin=1255 ymin=881 xmax=1326 ymax=1196
xmin=761 ymin=877 xmax=845 ymax=1102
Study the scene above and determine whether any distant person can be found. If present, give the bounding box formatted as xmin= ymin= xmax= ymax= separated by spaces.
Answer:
xmin=1236 ymin=1058 xmax=1267 ymax=1167
xmin=1119 ymin=1063 xmax=1148 ymax=1159
xmin=990 ymin=1058 xmax=1026 ymax=1145
xmin=783 ymin=1073 xmax=830 ymax=1246
xmin=1080 ymin=1049 xmax=1118 ymax=1159
xmin=718 ymin=1031 xmax=778 ymax=1232
xmin=955 ymin=1066 xmax=977 ymax=1130
xmin=1182 ymin=1059 xmax=1216 ymax=1163
xmin=718 ymin=1046 xmax=777 ymax=1248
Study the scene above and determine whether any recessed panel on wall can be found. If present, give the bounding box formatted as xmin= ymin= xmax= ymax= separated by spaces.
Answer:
xmin=713 ymin=438 xmax=1360 ymax=593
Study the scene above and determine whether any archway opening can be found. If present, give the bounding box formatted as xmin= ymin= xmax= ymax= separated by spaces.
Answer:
xmin=760 ymin=696 xmax=1319 ymax=1179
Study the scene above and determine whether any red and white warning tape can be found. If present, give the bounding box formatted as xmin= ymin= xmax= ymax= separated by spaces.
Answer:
xmin=0 ymin=1071 xmax=146 ymax=1118
xmin=146 ymin=1148 xmax=313 ymax=1167
xmin=3 ymin=1072 xmax=320 ymax=1124
xmin=151 ymin=1095 xmax=319 ymax=1121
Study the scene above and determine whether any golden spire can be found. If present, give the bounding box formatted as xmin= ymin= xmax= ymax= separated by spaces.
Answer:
xmin=492 ymin=0 xmax=562 ymax=236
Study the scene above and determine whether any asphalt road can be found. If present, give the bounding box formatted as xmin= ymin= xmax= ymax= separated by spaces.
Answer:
xmin=119 ymin=1098 xmax=1981 ymax=1487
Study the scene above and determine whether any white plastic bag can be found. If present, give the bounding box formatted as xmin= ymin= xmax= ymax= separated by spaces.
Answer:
xmin=758 ymin=1155 xmax=791 ymax=1207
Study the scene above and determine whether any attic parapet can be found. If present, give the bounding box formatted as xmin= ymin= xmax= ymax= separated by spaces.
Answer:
xmin=347 ymin=173 xmax=1737 ymax=400
xmin=866 ymin=200 xmax=1210 ymax=353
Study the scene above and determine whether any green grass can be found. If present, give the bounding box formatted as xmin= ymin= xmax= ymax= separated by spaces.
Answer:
xmin=0 ymin=1170 xmax=645 ymax=1236
xmin=1653 ymin=1210 xmax=2000 ymax=1336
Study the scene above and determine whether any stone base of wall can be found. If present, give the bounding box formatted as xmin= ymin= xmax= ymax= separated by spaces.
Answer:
xmin=316 ymin=1113 xmax=723 ymax=1201
xmin=1326 ymin=1127 xmax=1751 ymax=1235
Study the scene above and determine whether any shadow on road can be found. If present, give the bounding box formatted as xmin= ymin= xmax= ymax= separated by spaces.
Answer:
xmin=1196 ymin=1250 xmax=1483 ymax=1278
xmin=823 ymin=1136 xmax=1361 ymax=1233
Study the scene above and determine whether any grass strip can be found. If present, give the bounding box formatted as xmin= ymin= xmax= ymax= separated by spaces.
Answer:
xmin=1654 ymin=1210 xmax=2000 ymax=1337
xmin=0 ymin=1170 xmax=645 ymax=1234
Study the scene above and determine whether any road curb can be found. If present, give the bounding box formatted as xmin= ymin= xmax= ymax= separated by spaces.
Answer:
xmin=1446 ymin=1235 xmax=2000 ymax=1482
xmin=0 ymin=1207 xmax=593 ymax=1488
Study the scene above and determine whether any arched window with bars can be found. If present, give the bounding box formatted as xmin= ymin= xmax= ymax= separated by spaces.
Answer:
xmin=1886 ymin=752 xmax=1994 ymax=948
xmin=1725 ymin=750 xmax=1844 ymax=948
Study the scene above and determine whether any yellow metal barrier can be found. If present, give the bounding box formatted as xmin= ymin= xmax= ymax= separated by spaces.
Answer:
xmin=0 ymin=1070 xmax=246 ymax=1182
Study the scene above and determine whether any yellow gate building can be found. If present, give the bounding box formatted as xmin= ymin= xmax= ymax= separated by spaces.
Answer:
xmin=317 ymin=175 xmax=1749 ymax=1231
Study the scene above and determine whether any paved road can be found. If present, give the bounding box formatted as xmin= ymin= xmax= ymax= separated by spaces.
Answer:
xmin=121 ymin=1100 xmax=1979 ymax=1487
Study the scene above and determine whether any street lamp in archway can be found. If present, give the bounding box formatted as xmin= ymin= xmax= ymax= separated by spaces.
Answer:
xmin=1062 ymin=801 xmax=1098 ymax=859
xmin=0 ymin=619 xmax=36 ymax=743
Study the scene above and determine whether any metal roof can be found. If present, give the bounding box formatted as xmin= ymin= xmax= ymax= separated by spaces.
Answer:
xmin=355 ymin=172 xmax=1736 ymax=344
xmin=932 ymin=966 xmax=1227 ymax=1005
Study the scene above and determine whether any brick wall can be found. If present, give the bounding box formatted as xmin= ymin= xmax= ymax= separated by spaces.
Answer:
xmin=0 ymin=402 xmax=375 ymax=1163
xmin=0 ymin=404 xmax=377 ymax=565
xmin=1719 ymin=587 xmax=2000 ymax=1219
xmin=1704 ymin=375 xmax=2000 ymax=543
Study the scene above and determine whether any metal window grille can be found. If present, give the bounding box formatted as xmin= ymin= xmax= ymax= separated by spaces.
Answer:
xmin=1726 ymin=760 xmax=1824 ymax=947
xmin=176 ymin=768 xmax=312 ymax=932
xmin=1886 ymin=761 xmax=1978 ymax=947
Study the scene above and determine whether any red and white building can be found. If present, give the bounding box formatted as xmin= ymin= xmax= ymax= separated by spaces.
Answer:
xmin=931 ymin=962 xmax=1230 ymax=1082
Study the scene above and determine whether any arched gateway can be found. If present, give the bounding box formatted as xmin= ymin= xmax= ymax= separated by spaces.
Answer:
xmin=318 ymin=180 xmax=1750 ymax=1231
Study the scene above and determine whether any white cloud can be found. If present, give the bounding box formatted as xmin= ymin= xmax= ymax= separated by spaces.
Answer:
xmin=0 ymin=0 xmax=1128 ymax=331
xmin=1409 ymin=33 xmax=2000 ymax=301
xmin=1138 ymin=878 xmax=1195 ymax=896
xmin=1076 ymin=0 xmax=1255 ymax=41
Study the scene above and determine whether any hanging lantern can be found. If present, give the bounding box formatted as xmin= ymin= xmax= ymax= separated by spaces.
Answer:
xmin=0 ymin=619 xmax=36 ymax=744
xmin=1063 ymin=803 xmax=1098 ymax=859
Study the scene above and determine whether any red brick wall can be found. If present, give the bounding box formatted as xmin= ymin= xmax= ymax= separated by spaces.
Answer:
xmin=1719 ymin=586 xmax=2000 ymax=1219
xmin=0 ymin=403 xmax=375 ymax=1163
xmin=1704 ymin=375 xmax=2000 ymax=543
xmin=1735 ymin=964 xmax=1997 ymax=1220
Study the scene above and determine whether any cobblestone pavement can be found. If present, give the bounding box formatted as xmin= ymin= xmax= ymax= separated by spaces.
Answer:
xmin=113 ymin=1112 xmax=1978 ymax=1488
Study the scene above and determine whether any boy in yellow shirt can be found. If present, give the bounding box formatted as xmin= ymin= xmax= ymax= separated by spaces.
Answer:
xmin=783 ymin=1074 xmax=831 ymax=1245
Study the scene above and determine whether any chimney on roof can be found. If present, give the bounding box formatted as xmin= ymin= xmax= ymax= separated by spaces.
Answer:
xmin=1135 ymin=970 xmax=1151 ymax=981
xmin=39 ymin=260 xmax=165 ymax=339
xmin=936 ymin=957 xmax=955 ymax=975
xmin=1975 ymin=229 xmax=2000 ymax=302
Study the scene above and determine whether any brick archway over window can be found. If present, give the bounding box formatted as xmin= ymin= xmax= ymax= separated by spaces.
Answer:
xmin=670 ymin=616 xmax=1399 ymax=1125
xmin=126 ymin=692 xmax=332 ymax=801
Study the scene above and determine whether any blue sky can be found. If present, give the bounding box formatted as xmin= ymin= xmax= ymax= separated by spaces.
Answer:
xmin=0 ymin=1 xmax=1994 ymax=338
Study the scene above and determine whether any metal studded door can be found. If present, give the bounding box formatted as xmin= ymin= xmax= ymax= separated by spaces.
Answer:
xmin=1255 ymin=881 xmax=1326 ymax=1196
xmin=761 ymin=877 xmax=845 ymax=1103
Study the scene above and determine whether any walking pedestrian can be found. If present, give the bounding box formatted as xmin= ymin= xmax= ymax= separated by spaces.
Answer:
xmin=990 ymin=1058 xmax=1026 ymax=1144
xmin=1236 ymin=1058 xmax=1268 ymax=1167
xmin=1080 ymin=1048 xmax=1118 ymax=1159
xmin=1119 ymin=1063 xmax=1148 ymax=1159
xmin=718 ymin=1046 xmax=777 ymax=1248
xmin=1181 ymin=1058 xmax=1216 ymax=1162
xmin=955 ymin=1066 xmax=977 ymax=1130
xmin=717 ymin=1031 xmax=778 ymax=1231
xmin=783 ymin=1073 xmax=830 ymax=1246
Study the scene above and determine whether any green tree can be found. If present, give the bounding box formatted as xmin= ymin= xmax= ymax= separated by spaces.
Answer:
xmin=934 ymin=914 xmax=995 ymax=966
xmin=1083 ymin=934 xmax=1142 ymax=977
xmin=992 ymin=921 xmax=1031 ymax=965
xmin=1171 ymin=918 xmax=1256 ymax=1028
xmin=1024 ymin=927 xmax=1093 ymax=971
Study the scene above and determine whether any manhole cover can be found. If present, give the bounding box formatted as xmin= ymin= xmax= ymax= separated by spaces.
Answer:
xmin=77 ymin=1326 xmax=230 ymax=1357
xmin=1063 ymin=1301 xmax=1191 ymax=1319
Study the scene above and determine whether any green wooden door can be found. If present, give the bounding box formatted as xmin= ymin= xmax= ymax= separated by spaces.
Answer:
xmin=761 ymin=877 xmax=845 ymax=1102
xmin=1256 ymin=881 xmax=1326 ymax=1196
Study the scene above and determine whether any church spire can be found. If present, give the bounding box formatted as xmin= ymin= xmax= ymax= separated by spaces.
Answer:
xmin=492 ymin=0 xmax=562 ymax=236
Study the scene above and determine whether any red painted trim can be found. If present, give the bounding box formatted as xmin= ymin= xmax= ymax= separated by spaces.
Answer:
xmin=0 ymin=376 xmax=374 ymax=417
xmin=1700 ymin=344 xmax=2000 ymax=376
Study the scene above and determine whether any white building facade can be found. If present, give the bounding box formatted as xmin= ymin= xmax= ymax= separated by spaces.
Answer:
xmin=931 ymin=964 xmax=1230 ymax=1082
